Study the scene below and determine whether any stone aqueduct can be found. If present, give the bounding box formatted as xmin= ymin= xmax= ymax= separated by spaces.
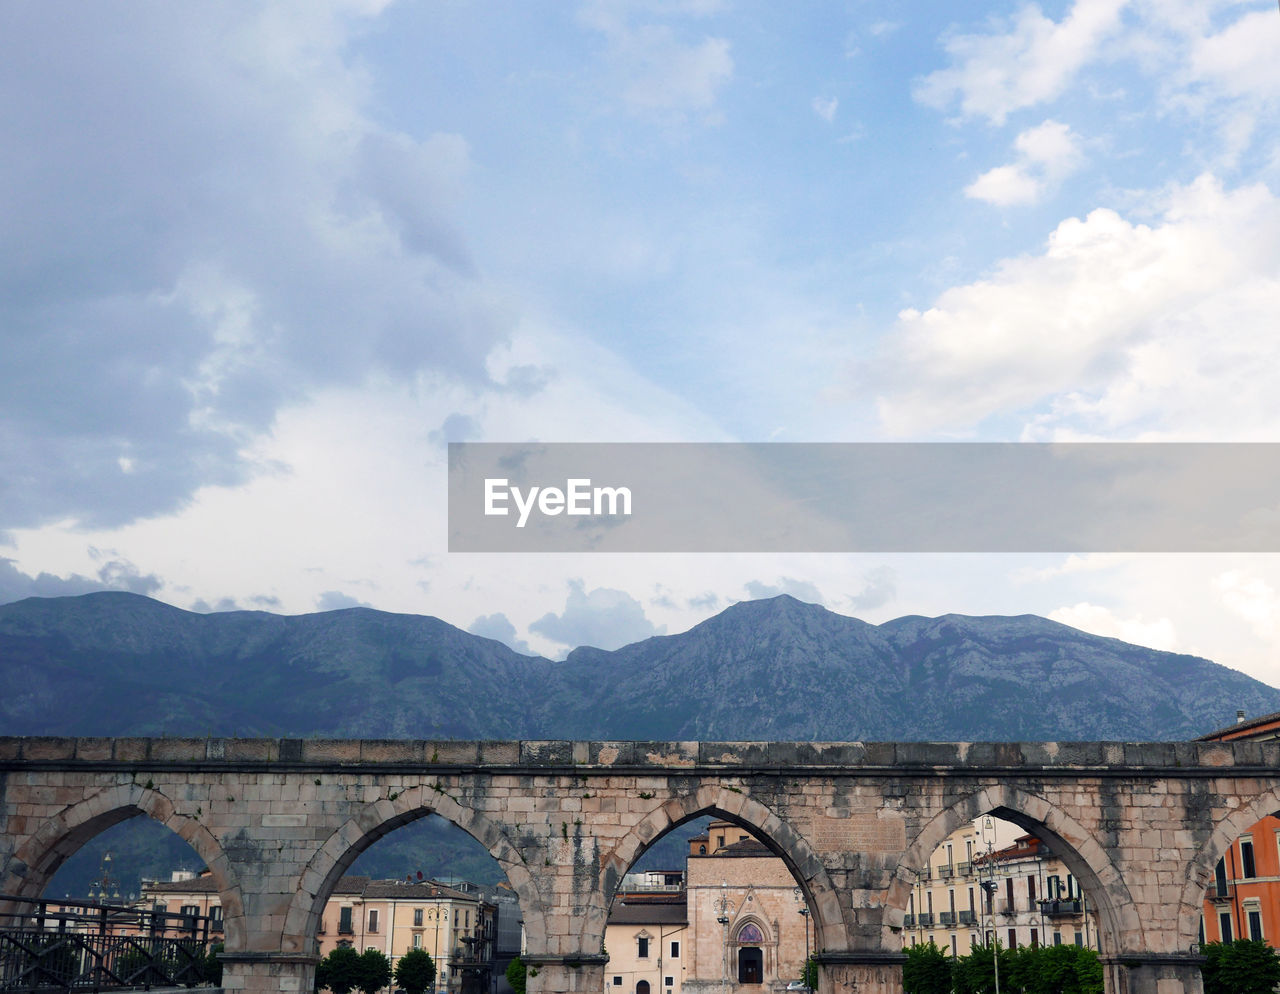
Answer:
xmin=4 ymin=736 xmax=1280 ymax=994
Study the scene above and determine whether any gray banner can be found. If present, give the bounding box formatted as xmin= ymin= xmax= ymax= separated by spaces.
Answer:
xmin=447 ymin=443 xmax=1280 ymax=552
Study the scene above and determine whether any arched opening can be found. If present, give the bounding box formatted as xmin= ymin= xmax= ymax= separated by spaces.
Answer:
xmin=734 ymin=923 xmax=764 ymax=984
xmin=603 ymin=795 xmax=840 ymax=994
xmin=3 ymin=792 xmax=233 ymax=990
xmin=898 ymin=790 xmax=1126 ymax=992
xmin=1186 ymin=793 xmax=1280 ymax=954
xmin=296 ymin=793 xmax=534 ymax=994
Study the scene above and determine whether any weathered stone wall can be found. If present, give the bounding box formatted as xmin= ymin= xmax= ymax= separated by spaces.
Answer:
xmin=3 ymin=736 xmax=1276 ymax=994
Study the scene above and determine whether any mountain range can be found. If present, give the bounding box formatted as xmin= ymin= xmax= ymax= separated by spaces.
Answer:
xmin=2 ymin=590 xmax=1275 ymax=742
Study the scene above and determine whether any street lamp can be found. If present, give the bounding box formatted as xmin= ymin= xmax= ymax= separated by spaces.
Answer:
xmin=798 ymin=907 xmax=811 ymax=993
xmin=978 ymin=819 xmax=1001 ymax=994
xmin=714 ymin=882 xmax=735 ymax=994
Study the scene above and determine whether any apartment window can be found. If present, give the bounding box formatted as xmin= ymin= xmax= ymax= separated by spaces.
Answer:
xmin=413 ymin=934 xmax=422 ymax=949
xmin=1030 ymin=928 xmax=1038 ymax=948
xmin=1053 ymin=932 xmax=1062 ymax=946
xmin=1006 ymin=878 xmax=1015 ymax=911
xmin=950 ymin=935 xmax=957 ymax=957
xmin=966 ymin=840 xmax=974 ymax=861
xmin=1241 ymin=838 xmax=1257 ymax=879
xmin=1073 ymin=932 xmax=1083 ymax=947
xmin=670 ymin=941 xmax=679 ymax=958
xmin=949 ymin=890 xmax=956 ymax=916
xmin=665 ymin=978 xmax=674 ymax=987
xmin=180 ymin=904 xmax=200 ymax=917
xmin=926 ymin=892 xmax=933 ymax=914
xmin=638 ymin=936 xmax=650 ymax=958
xmin=339 ymin=907 xmax=353 ymax=934
xmin=1214 ymin=858 xmax=1229 ymax=897
xmin=210 ymin=906 xmax=223 ymax=931
xmin=1219 ymin=912 xmax=1233 ymax=943
xmin=1027 ymin=876 xmax=1036 ymax=902
xmin=414 ymin=908 xmax=423 ymax=927
xmin=368 ymin=910 xmax=379 ymax=933
xmin=612 ymin=978 xmax=622 ymax=987
xmin=968 ymin=888 xmax=975 ymax=914
xmin=1008 ymin=930 xmax=1017 ymax=949
xmin=1247 ymin=905 xmax=1264 ymax=941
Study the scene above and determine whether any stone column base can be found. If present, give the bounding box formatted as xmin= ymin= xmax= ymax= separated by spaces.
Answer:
xmin=1101 ymin=953 xmax=1206 ymax=994
xmin=219 ymin=950 xmax=318 ymax=993
xmin=523 ymin=952 xmax=609 ymax=994
xmin=812 ymin=951 xmax=907 ymax=994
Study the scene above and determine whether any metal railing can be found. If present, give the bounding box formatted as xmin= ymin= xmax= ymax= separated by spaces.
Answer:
xmin=0 ymin=893 xmax=218 ymax=992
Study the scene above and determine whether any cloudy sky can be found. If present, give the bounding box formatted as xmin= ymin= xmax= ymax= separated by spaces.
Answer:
xmin=4 ymin=0 xmax=1280 ymax=687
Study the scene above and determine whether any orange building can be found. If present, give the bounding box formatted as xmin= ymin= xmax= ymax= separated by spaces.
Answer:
xmin=1197 ymin=710 xmax=1280 ymax=944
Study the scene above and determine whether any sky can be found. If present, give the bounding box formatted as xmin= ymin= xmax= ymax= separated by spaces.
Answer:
xmin=4 ymin=0 xmax=1280 ymax=690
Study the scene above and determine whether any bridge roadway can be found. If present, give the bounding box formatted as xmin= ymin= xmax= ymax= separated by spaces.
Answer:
xmin=4 ymin=736 xmax=1279 ymax=994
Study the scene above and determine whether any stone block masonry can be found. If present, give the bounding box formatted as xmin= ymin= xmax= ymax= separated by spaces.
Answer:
xmin=5 ymin=736 xmax=1278 ymax=994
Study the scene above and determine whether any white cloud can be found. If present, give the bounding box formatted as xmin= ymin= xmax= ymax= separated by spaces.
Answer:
xmin=915 ymin=0 xmax=1129 ymax=124
xmin=876 ymin=175 xmax=1280 ymax=437
xmin=1214 ymin=570 xmax=1280 ymax=644
xmin=530 ymin=579 xmax=667 ymax=651
xmin=1049 ymin=601 xmax=1179 ymax=651
xmin=966 ymin=119 xmax=1085 ymax=206
xmin=1188 ymin=9 xmax=1280 ymax=103
xmin=579 ymin=1 xmax=733 ymax=122
xmin=812 ymin=96 xmax=839 ymax=122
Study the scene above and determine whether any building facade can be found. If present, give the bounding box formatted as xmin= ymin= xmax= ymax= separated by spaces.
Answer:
xmin=903 ymin=816 xmax=1098 ymax=955
xmin=1198 ymin=710 xmax=1280 ymax=946
xmin=143 ymin=871 xmax=496 ymax=990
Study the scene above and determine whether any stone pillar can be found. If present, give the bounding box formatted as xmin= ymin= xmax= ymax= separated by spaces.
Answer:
xmin=812 ymin=951 xmax=906 ymax=994
xmin=1101 ymin=953 xmax=1205 ymax=994
xmin=219 ymin=951 xmax=317 ymax=993
xmin=524 ymin=953 xmax=610 ymax=994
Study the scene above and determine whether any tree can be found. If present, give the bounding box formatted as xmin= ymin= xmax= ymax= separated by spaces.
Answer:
xmin=1201 ymin=939 xmax=1280 ymax=994
xmin=316 ymin=946 xmax=362 ymax=994
xmin=802 ymin=956 xmax=818 ymax=991
xmin=506 ymin=955 xmax=528 ymax=994
xmin=902 ymin=943 xmax=952 ymax=994
xmin=355 ymin=948 xmax=391 ymax=994
xmin=395 ymin=948 xmax=437 ymax=994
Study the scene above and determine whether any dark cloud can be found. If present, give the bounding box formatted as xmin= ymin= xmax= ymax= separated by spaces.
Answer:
xmin=468 ymin=612 xmax=535 ymax=655
xmin=0 ymin=556 xmax=162 ymax=606
xmin=0 ymin=4 xmax=510 ymax=531
xmin=530 ymin=579 xmax=666 ymax=651
xmin=316 ymin=590 xmax=371 ymax=611
xmin=744 ymin=577 xmax=825 ymax=604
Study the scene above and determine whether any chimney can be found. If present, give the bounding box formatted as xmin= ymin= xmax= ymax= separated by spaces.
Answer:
xmin=1237 ymin=709 xmax=1247 ymax=724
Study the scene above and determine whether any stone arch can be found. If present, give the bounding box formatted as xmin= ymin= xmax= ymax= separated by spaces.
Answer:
xmin=285 ymin=785 xmax=541 ymax=955
xmin=2 ymin=782 xmax=243 ymax=948
xmin=1176 ymin=780 xmax=1280 ymax=948
xmin=895 ymin=782 xmax=1136 ymax=956
xmin=602 ymin=787 xmax=846 ymax=952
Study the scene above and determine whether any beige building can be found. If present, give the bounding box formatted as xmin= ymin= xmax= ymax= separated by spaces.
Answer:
xmin=605 ymin=820 xmax=814 ymax=994
xmin=143 ymin=871 xmax=495 ymax=990
xmin=903 ymin=816 xmax=1097 ymax=955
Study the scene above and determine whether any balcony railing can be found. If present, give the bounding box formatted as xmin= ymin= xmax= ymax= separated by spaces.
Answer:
xmin=1039 ymin=899 xmax=1083 ymax=916
xmin=958 ymin=911 xmax=977 ymax=925
xmin=956 ymin=861 xmax=972 ymax=876
xmin=1207 ymin=883 xmax=1234 ymax=902
xmin=904 ymin=914 xmax=916 ymax=928
xmin=916 ymin=913 xmax=935 ymax=927
xmin=939 ymin=912 xmax=956 ymax=926
xmin=937 ymin=865 xmax=955 ymax=879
